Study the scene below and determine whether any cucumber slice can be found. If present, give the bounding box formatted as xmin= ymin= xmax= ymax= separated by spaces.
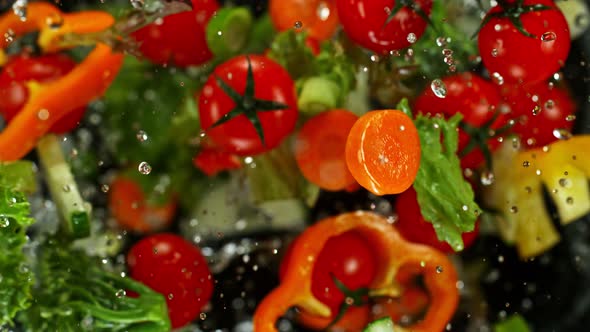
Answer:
xmin=206 ymin=7 xmax=253 ymax=57
xmin=363 ymin=317 xmax=394 ymax=332
xmin=37 ymin=135 xmax=90 ymax=238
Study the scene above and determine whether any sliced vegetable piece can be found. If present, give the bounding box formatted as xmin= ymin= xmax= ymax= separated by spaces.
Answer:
xmin=295 ymin=109 xmax=358 ymax=191
xmin=37 ymin=135 xmax=90 ymax=238
xmin=363 ymin=317 xmax=395 ymax=332
xmin=345 ymin=109 xmax=421 ymax=196
xmin=206 ymin=6 xmax=253 ymax=58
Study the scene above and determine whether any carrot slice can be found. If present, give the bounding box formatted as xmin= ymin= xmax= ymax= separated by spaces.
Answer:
xmin=345 ymin=110 xmax=420 ymax=195
xmin=294 ymin=109 xmax=358 ymax=191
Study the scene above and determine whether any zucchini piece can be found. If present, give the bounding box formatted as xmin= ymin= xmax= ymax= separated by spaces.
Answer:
xmin=37 ymin=135 xmax=90 ymax=238
xmin=363 ymin=317 xmax=394 ymax=332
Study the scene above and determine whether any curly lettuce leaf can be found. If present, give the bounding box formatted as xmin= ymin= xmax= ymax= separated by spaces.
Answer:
xmin=0 ymin=163 xmax=35 ymax=326
xmin=18 ymin=239 xmax=171 ymax=332
xmin=399 ymin=100 xmax=480 ymax=251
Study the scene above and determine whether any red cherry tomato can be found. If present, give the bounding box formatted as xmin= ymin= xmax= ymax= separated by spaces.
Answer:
xmin=395 ymin=187 xmax=479 ymax=253
xmin=500 ymin=81 xmax=576 ymax=148
xmin=336 ymin=0 xmax=433 ymax=54
xmin=478 ymin=0 xmax=570 ymax=84
xmin=269 ymin=0 xmax=339 ymax=41
xmin=132 ymin=0 xmax=219 ymax=67
xmin=127 ymin=234 xmax=213 ymax=328
xmin=413 ymin=72 xmax=504 ymax=170
xmin=279 ymin=231 xmax=378 ymax=314
xmin=198 ymin=55 xmax=298 ymax=156
xmin=0 ymin=54 xmax=86 ymax=133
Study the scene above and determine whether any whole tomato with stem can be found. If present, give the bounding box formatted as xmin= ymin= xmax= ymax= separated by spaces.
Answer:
xmin=132 ymin=0 xmax=219 ymax=67
xmin=0 ymin=53 xmax=86 ymax=133
xmin=500 ymin=81 xmax=576 ymax=148
xmin=198 ymin=55 xmax=298 ymax=156
xmin=413 ymin=73 xmax=505 ymax=170
xmin=478 ymin=0 xmax=570 ymax=84
xmin=127 ymin=234 xmax=213 ymax=329
xmin=336 ymin=0 xmax=433 ymax=54
xmin=269 ymin=0 xmax=339 ymax=41
xmin=395 ymin=187 xmax=479 ymax=253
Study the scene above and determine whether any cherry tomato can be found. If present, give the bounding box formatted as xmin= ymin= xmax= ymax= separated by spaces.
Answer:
xmin=269 ymin=0 xmax=339 ymax=41
xmin=131 ymin=0 xmax=219 ymax=67
xmin=345 ymin=109 xmax=421 ymax=196
xmin=0 ymin=54 xmax=86 ymax=133
xmin=294 ymin=109 xmax=358 ymax=191
xmin=500 ymin=81 xmax=576 ymax=148
xmin=336 ymin=0 xmax=432 ymax=54
xmin=478 ymin=0 xmax=570 ymax=84
xmin=394 ymin=187 xmax=479 ymax=253
xmin=108 ymin=176 xmax=177 ymax=233
xmin=192 ymin=148 xmax=242 ymax=176
xmin=413 ymin=73 xmax=504 ymax=170
xmin=198 ymin=55 xmax=298 ymax=156
xmin=127 ymin=233 xmax=213 ymax=328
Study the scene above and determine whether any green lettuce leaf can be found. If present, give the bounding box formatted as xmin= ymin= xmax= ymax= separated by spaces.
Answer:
xmin=398 ymin=100 xmax=480 ymax=251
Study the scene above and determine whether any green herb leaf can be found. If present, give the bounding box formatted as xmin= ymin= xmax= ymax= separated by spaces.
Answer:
xmin=411 ymin=108 xmax=480 ymax=251
xmin=493 ymin=314 xmax=531 ymax=332
xmin=0 ymin=163 xmax=35 ymax=325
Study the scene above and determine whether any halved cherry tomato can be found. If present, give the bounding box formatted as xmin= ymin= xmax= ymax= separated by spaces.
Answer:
xmin=413 ymin=73 xmax=504 ymax=170
xmin=131 ymin=0 xmax=219 ymax=67
xmin=193 ymin=148 xmax=242 ymax=176
xmin=500 ymin=81 xmax=576 ymax=148
xmin=0 ymin=53 xmax=86 ymax=133
xmin=269 ymin=0 xmax=339 ymax=41
xmin=108 ymin=176 xmax=177 ymax=233
xmin=294 ymin=109 xmax=358 ymax=191
xmin=198 ymin=55 xmax=298 ymax=156
xmin=394 ymin=186 xmax=479 ymax=253
xmin=478 ymin=0 xmax=570 ymax=84
xmin=345 ymin=110 xmax=421 ymax=196
xmin=127 ymin=233 xmax=213 ymax=328
xmin=336 ymin=0 xmax=433 ymax=53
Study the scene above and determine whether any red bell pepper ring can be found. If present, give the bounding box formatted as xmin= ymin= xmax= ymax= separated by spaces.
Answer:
xmin=0 ymin=2 xmax=123 ymax=161
xmin=253 ymin=211 xmax=459 ymax=332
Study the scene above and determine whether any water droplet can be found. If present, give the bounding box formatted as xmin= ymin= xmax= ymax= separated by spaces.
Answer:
xmin=0 ymin=216 xmax=10 ymax=227
xmin=138 ymin=162 xmax=152 ymax=175
xmin=492 ymin=72 xmax=504 ymax=85
xmin=480 ymin=170 xmax=495 ymax=186
xmin=168 ymin=293 xmax=174 ymax=300
xmin=200 ymin=313 xmax=207 ymax=320
xmin=130 ymin=0 xmax=145 ymax=9
xmin=45 ymin=13 xmax=64 ymax=29
xmin=430 ymin=79 xmax=447 ymax=98
xmin=4 ymin=29 xmax=14 ymax=43
xmin=294 ymin=21 xmax=303 ymax=29
xmin=62 ymin=185 xmax=71 ymax=192
xmin=525 ymin=186 xmax=532 ymax=194
xmin=317 ymin=1 xmax=330 ymax=21
xmin=510 ymin=206 xmax=518 ymax=213
xmin=436 ymin=37 xmax=447 ymax=47
xmin=101 ymin=184 xmax=110 ymax=193
xmin=420 ymin=261 xmax=426 ymax=267
xmin=536 ymin=169 xmax=542 ymax=176
xmin=566 ymin=197 xmax=574 ymax=205
xmin=136 ymin=130 xmax=148 ymax=142
xmin=553 ymin=128 xmax=572 ymax=140
xmin=522 ymin=161 xmax=530 ymax=167
xmin=566 ymin=115 xmax=576 ymax=122
xmin=406 ymin=32 xmax=417 ymax=43
xmin=37 ymin=109 xmax=50 ymax=121
xmin=442 ymin=49 xmax=453 ymax=56
xmin=436 ymin=266 xmax=444 ymax=273
xmin=544 ymin=99 xmax=555 ymax=109
xmin=12 ymin=0 xmax=28 ymax=22
xmin=491 ymin=48 xmax=499 ymax=57
xmin=559 ymin=178 xmax=569 ymax=187
xmin=115 ymin=289 xmax=126 ymax=298
xmin=541 ymin=31 xmax=557 ymax=42
xmin=532 ymin=105 xmax=541 ymax=115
